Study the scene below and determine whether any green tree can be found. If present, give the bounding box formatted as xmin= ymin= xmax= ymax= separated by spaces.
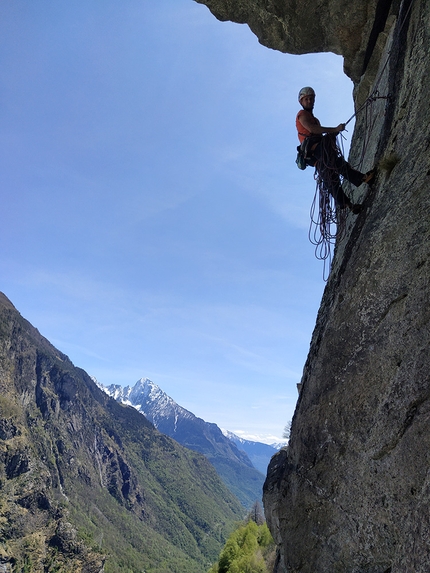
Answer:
xmin=209 ymin=519 xmax=275 ymax=573
xmin=218 ymin=537 xmax=240 ymax=573
xmin=257 ymin=523 xmax=273 ymax=548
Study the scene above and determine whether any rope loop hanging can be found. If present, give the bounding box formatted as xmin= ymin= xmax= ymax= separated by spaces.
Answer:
xmin=308 ymin=134 xmax=351 ymax=280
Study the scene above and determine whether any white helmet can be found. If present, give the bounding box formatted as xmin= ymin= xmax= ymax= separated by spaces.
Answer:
xmin=298 ymin=86 xmax=315 ymax=102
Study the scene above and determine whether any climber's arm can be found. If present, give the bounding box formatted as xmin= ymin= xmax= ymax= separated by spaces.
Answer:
xmin=299 ymin=110 xmax=345 ymax=135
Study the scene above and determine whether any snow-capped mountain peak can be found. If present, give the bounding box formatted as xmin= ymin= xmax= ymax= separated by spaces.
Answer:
xmin=222 ymin=429 xmax=245 ymax=444
xmin=98 ymin=376 xmax=274 ymax=505
xmin=102 ymin=377 xmax=191 ymax=429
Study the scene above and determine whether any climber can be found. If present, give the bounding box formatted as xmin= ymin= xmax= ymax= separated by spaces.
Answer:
xmin=296 ymin=86 xmax=375 ymax=214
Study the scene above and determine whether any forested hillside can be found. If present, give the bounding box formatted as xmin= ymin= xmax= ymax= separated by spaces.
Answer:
xmin=104 ymin=379 xmax=266 ymax=509
xmin=0 ymin=292 xmax=244 ymax=572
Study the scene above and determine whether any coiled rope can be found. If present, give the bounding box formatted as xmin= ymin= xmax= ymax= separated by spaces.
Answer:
xmin=308 ymin=134 xmax=350 ymax=280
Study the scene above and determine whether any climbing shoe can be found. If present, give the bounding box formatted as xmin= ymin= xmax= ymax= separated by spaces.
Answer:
xmin=351 ymin=204 xmax=363 ymax=214
xmin=362 ymin=169 xmax=376 ymax=185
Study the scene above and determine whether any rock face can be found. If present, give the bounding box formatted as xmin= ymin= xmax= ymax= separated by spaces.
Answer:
xmin=195 ymin=0 xmax=386 ymax=82
xmin=196 ymin=0 xmax=430 ymax=571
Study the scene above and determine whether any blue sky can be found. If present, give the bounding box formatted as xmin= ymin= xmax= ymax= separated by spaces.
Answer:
xmin=0 ymin=0 xmax=355 ymax=443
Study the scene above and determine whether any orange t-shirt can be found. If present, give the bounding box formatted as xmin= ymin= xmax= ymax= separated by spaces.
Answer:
xmin=296 ymin=110 xmax=321 ymax=143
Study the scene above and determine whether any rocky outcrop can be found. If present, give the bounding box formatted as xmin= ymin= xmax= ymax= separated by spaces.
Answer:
xmin=194 ymin=0 xmax=396 ymax=82
xmin=195 ymin=0 xmax=430 ymax=571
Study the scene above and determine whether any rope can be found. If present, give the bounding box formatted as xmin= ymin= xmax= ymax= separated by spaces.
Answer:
xmin=308 ymin=134 xmax=349 ymax=281
xmin=344 ymin=0 xmax=414 ymax=128
xmin=349 ymin=0 xmax=414 ymax=169
xmin=344 ymin=94 xmax=391 ymax=127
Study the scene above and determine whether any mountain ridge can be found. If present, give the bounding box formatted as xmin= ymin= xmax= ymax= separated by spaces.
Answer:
xmin=221 ymin=429 xmax=282 ymax=475
xmin=0 ymin=292 xmax=244 ymax=572
xmin=102 ymin=377 xmax=267 ymax=508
